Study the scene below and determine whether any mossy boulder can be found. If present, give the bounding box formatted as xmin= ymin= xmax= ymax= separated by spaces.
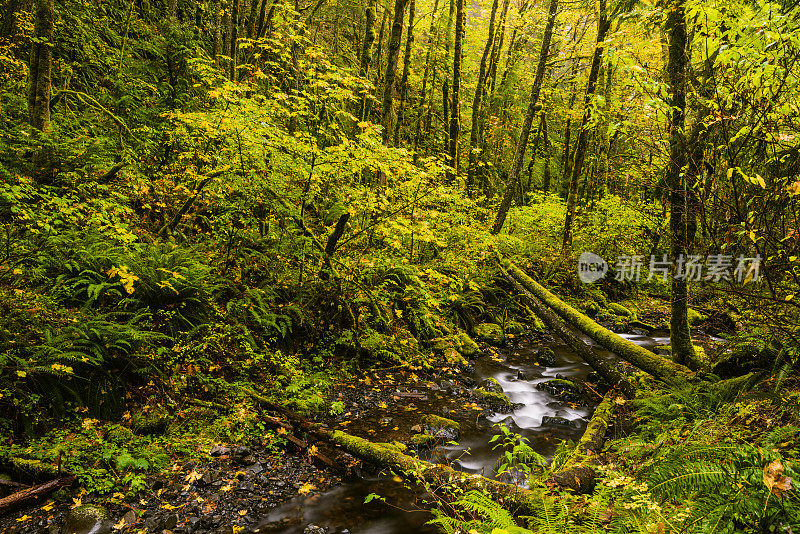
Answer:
xmin=421 ymin=414 xmax=460 ymax=441
xmin=542 ymin=416 xmax=581 ymax=429
xmin=531 ymin=317 xmax=546 ymax=332
xmin=103 ymin=424 xmax=134 ymax=444
xmin=712 ymin=339 xmax=777 ymax=378
xmin=480 ymin=377 xmax=504 ymax=393
xmin=536 ymin=379 xmax=583 ymax=402
xmin=585 ymin=302 xmax=601 ymax=317
xmin=456 ymin=332 xmax=480 ymax=357
xmin=409 ymin=433 xmax=439 ymax=447
xmin=687 ymin=308 xmax=708 ymax=326
xmin=608 ymin=302 xmax=635 ymax=319
xmin=474 ymin=323 xmax=504 ymax=346
xmin=629 ymin=320 xmax=656 ymax=334
xmin=360 ymin=329 xmax=421 ymax=364
xmin=473 ymin=388 xmax=513 ymax=410
xmin=431 ymin=336 xmax=469 ymax=364
xmin=62 ymin=505 xmax=111 ymax=534
xmin=131 ymin=405 xmax=171 ymax=435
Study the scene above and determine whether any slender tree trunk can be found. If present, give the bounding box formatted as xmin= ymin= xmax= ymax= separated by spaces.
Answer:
xmin=442 ymin=0 xmax=454 ymax=156
xmin=213 ymin=0 xmax=222 ymax=64
xmin=255 ymin=0 xmax=273 ymax=38
xmin=357 ymin=0 xmax=377 ymax=122
xmin=665 ymin=0 xmax=697 ymax=367
xmin=27 ymin=0 xmax=53 ymax=133
xmin=413 ymin=0 xmax=440 ymax=157
xmin=229 ymin=0 xmax=239 ymax=80
xmin=486 ymin=0 xmax=509 ymax=99
xmin=373 ymin=2 xmax=389 ymax=90
xmin=466 ymin=0 xmax=500 ymax=193
xmin=561 ymin=0 xmax=610 ymax=250
xmin=447 ymin=0 xmax=464 ymax=180
xmin=246 ymin=0 xmax=260 ymax=37
xmin=490 ymin=0 xmax=557 ymax=235
xmin=393 ymin=0 xmax=415 ymax=146
xmin=380 ymin=0 xmax=409 ymax=144
xmin=542 ymin=113 xmax=551 ymax=192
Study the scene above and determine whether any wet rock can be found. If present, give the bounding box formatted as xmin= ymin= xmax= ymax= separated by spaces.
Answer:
xmin=480 ymin=377 xmax=504 ymax=393
xmin=246 ymin=463 xmax=263 ymax=475
xmin=506 ymin=321 xmax=525 ymax=335
xmin=535 ymin=347 xmax=557 ymax=367
xmin=163 ymin=515 xmax=179 ymax=530
xmin=537 ymin=379 xmax=583 ymax=402
xmin=409 ymin=433 xmax=438 ymax=447
xmin=473 ymin=323 xmax=504 ymax=346
xmin=421 ymin=414 xmax=460 ymax=441
xmin=62 ymin=505 xmax=111 ymax=534
xmin=473 ymin=388 xmax=513 ymax=411
xmin=516 ymin=369 xmax=529 ymax=380
xmin=608 ymin=302 xmax=635 ymax=319
xmin=209 ymin=445 xmax=231 ymax=457
xmin=629 ymin=320 xmax=656 ymax=333
xmin=455 ymin=332 xmax=480 ymax=357
xmin=542 ymin=416 xmax=581 ymax=429
xmin=304 ymin=524 xmax=327 ymax=534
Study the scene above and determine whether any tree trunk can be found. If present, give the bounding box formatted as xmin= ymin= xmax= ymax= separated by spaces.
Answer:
xmin=380 ymin=0 xmax=409 ymax=144
xmin=542 ymin=113 xmax=551 ymax=192
xmin=486 ymin=0 xmax=510 ymax=99
xmin=27 ymin=0 xmax=54 ymax=133
xmin=356 ymin=0 xmax=377 ymax=122
xmin=498 ymin=256 xmax=694 ymax=386
xmin=373 ymin=2 xmax=390 ymax=92
xmin=442 ymin=0 xmax=454 ymax=156
xmin=490 ymin=0 xmax=557 ymax=235
xmin=229 ymin=0 xmax=239 ymax=80
xmin=466 ymin=0 xmax=500 ymax=194
xmin=212 ymin=0 xmax=222 ymax=63
xmin=412 ymin=0 xmax=440 ymax=157
xmin=393 ymin=0 xmax=415 ymax=146
xmin=665 ymin=0 xmax=698 ymax=368
xmin=447 ymin=0 xmax=463 ymax=180
xmin=246 ymin=0 xmax=260 ymax=37
xmin=561 ymin=0 xmax=609 ymax=250
xmin=0 ymin=476 xmax=75 ymax=515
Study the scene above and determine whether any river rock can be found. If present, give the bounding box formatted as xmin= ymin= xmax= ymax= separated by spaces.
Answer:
xmin=480 ymin=377 xmax=504 ymax=393
xmin=542 ymin=416 xmax=581 ymax=429
xmin=303 ymin=524 xmax=327 ymax=534
xmin=535 ymin=347 xmax=557 ymax=367
xmin=62 ymin=505 xmax=111 ymax=534
xmin=421 ymin=414 xmax=460 ymax=441
xmin=536 ymin=379 xmax=583 ymax=402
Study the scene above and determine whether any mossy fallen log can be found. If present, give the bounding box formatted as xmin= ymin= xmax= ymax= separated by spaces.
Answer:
xmin=249 ymin=391 xmax=545 ymax=515
xmin=499 ymin=264 xmax=636 ymax=398
xmin=498 ymin=256 xmax=693 ymax=387
xmin=548 ymin=394 xmax=616 ymax=494
xmin=0 ymin=454 xmax=66 ymax=483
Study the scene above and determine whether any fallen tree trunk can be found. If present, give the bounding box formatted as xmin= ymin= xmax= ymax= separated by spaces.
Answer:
xmin=498 ymin=256 xmax=693 ymax=387
xmin=0 ymin=476 xmax=75 ymax=516
xmin=247 ymin=390 xmax=547 ymax=515
xmin=548 ymin=394 xmax=615 ymax=494
xmin=498 ymin=263 xmax=636 ymax=398
xmin=0 ymin=454 xmax=66 ymax=482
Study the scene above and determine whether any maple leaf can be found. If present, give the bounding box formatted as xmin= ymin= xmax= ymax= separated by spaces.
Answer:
xmin=16 ymin=515 xmax=31 ymax=522
xmin=185 ymin=470 xmax=202 ymax=483
xmin=298 ymin=482 xmax=315 ymax=494
xmin=763 ymin=460 xmax=793 ymax=497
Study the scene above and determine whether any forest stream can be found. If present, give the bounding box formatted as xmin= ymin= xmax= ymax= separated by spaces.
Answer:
xmin=254 ymin=330 xmax=675 ymax=534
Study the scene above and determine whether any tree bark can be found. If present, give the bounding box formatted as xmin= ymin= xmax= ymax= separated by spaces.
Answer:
xmin=466 ymin=0 xmax=500 ymax=193
xmin=229 ymin=0 xmax=239 ymax=80
xmin=380 ymin=0 xmax=409 ymax=144
xmin=356 ymin=0 xmax=377 ymax=122
xmin=412 ymin=0 xmax=440 ymax=157
xmin=490 ymin=0 xmax=557 ymax=235
xmin=441 ymin=0 xmax=454 ymax=156
xmin=665 ymin=0 xmax=698 ymax=368
xmin=0 ymin=476 xmax=75 ymax=516
xmin=561 ymin=0 xmax=610 ymax=250
xmin=447 ymin=0 xmax=464 ymax=179
xmin=393 ymin=0 xmax=415 ymax=146
xmin=542 ymin=113 xmax=551 ymax=192
xmin=27 ymin=0 xmax=54 ymax=133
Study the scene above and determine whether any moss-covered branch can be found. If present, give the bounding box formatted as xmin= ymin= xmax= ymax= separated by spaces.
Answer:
xmin=498 ymin=255 xmax=693 ymax=387
xmin=548 ymin=394 xmax=616 ymax=493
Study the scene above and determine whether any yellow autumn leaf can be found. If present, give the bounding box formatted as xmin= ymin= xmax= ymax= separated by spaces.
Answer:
xmin=763 ymin=460 xmax=793 ymax=497
xmin=16 ymin=515 xmax=31 ymax=522
xmin=298 ymin=482 xmax=315 ymax=494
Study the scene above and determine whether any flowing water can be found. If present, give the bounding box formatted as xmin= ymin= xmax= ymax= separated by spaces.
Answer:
xmin=256 ymin=331 xmax=668 ymax=534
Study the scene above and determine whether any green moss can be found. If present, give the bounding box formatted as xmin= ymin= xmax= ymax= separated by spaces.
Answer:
xmin=421 ymin=414 xmax=460 ymax=430
xmin=409 ymin=433 xmax=438 ymax=446
xmin=104 ymin=424 xmax=134 ymax=444
xmin=608 ymin=302 xmax=635 ymax=319
xmin=474 ymin=323 xmax=504 ymax=345
xmin=62 ymin=504 xmax=110 ymax=534
xmin=688 ymin=308 xmax=707 ymax=326
xmin=506 ymin=321 xmax=525 ymax=335
xmin=473 ymin=388 xmax=512 ymax=407
xmin=456 ymin=332 xmax=480 ymax=356
xmin=131 ymin=405 xmax=171 ymax=435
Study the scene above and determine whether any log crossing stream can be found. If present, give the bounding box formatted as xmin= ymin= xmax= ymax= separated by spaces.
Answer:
xmin=255 ymin=331 xmax=672 ymax=534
